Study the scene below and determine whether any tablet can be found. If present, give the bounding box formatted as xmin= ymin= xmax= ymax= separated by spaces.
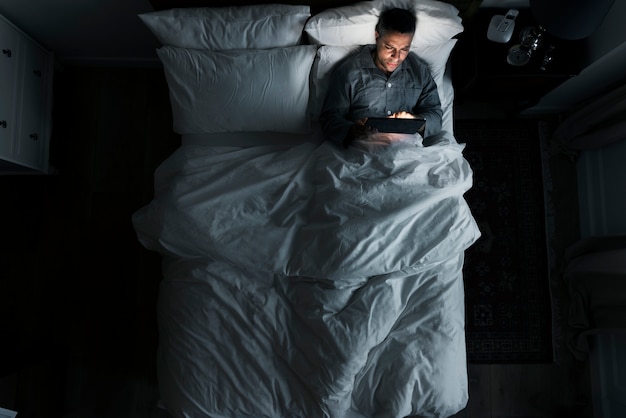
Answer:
xmin=366 ymin=118 xmax=425 ymax=134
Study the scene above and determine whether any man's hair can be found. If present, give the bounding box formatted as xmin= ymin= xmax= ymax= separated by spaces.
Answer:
xmin=375 ymin=8 xmax=416 ymax=36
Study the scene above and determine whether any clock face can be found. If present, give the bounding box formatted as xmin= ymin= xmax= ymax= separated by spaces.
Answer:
xmin=506 ymin=44 xmax=530 ymax=66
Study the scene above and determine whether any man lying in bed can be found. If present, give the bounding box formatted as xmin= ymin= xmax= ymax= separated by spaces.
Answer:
xmin=320 ymin=7 xmax=443 ymax=148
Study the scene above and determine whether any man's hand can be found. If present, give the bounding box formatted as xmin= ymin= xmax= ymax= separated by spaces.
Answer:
xmin=390 ymin=111 xmax=416 ymax=119
xmin=346 ymin=118 xmax=373 ymax=142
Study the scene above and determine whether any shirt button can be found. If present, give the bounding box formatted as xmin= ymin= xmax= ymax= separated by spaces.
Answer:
xmin=387 ymin=83 xmax=392 ymax=88
xmin=387 ymin=110 xmax=392 ymax=116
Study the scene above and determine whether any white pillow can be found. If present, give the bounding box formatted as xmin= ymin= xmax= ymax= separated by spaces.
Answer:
xmin=414 ymin=40 xmax=457 ymax=110
xmin=139 ymin=4 xmax=311 ymax=50
xmin=308 ymin=45 xmax=360 ymax=122
xmin=308 ymin=40 xmax=457 ymax=121
xmin=304 ymin=0 xmax=463 ymax=47
xmin=158 ymin=45 xmax=317 ymax=135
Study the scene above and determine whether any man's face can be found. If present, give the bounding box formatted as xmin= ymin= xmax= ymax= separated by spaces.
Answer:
xmin=374 ymin=30 xmax=414 ymax=75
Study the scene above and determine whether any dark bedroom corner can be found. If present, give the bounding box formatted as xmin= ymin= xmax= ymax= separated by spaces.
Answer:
xmin=1 ymin=67 xmax=180 ymax=417
xmin=2 ymin=0 xmax=626 ymax=417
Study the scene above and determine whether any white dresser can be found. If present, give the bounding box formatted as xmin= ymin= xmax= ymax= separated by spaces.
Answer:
xmin=0 ymin=13 xmax=53 ymax=174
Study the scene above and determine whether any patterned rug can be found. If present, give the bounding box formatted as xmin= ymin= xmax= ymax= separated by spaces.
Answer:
xmin=455 ymin=119 xmax=553 ymax=363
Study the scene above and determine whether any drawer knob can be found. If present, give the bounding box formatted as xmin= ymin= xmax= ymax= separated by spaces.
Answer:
xmin=2 ymin=49 xmax=11 ymax=58
xmin=30 ymin=133 xmax=38 ymax=141
xmin=0 ymin=120 xmax=6 ymax=128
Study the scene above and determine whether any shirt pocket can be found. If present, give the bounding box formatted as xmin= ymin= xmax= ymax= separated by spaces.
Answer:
xmin=390 ymin=83 xmax=423 ymax=113
xmin=352 ymin=78 xmax=386 ymax=116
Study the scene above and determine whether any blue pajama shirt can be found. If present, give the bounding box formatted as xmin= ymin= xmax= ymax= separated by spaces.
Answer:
xmin=320 ymin=45 xmax=442 ymax=147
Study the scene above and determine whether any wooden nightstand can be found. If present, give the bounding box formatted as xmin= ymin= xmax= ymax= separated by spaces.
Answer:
xmin=452 ymin=8 xmax=583 ymax=111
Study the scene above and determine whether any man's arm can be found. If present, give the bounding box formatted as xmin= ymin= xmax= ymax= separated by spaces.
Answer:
xmin=319 ymin=66 xmax=359 ymax=147
xmin=410 ymin=57 xmax=442 ymax=138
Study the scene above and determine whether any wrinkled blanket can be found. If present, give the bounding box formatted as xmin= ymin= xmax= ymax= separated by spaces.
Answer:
xmin=133 ymin=135 xmax=480 ymax=279
xmin=132 ymin=134 xmax=481 ymax=418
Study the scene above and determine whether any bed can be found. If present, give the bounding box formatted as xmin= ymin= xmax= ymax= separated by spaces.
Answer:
xmin=132 ymin=0 xmax=481 ymax=416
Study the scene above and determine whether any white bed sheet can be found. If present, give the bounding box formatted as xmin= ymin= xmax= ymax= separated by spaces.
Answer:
xmin=157 ymin=252 xmax=468 ymax=418
xmin=134 ymin=136 xmax=477 ymax=278
xmin=133 ymin=131 xmax=480 ymax=417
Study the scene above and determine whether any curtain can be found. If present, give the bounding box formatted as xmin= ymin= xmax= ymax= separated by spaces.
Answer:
xmin=553 ymin=82 xmax=626 ymax=151
xmin=556 ymin=85 xmax=626 ymax=358
xmin=564 ymin=235 xmax=626 ymax=359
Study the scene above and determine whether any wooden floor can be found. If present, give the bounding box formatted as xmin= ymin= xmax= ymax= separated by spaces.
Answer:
xmin=0 ymin=67 xmax=593 ymax=417
xmin=0 ymin=66 xmax=179 ymax=417
xmin=453 ymin=361 xmax=593 ymax=417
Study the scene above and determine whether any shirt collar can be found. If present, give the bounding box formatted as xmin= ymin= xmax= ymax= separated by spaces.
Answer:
xmin=360 ymin=45 xmax=379 ymax=69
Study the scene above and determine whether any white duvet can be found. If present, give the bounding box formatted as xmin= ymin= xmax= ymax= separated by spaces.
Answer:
xmin=132 ymin=134 xmax=481 ymax=417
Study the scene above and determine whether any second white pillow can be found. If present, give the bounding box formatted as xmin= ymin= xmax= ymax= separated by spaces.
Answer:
xmin=158 ymin=45 xmax=317 ymax=135
xmin=304 ymin=0 xmax=463 ymax=47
